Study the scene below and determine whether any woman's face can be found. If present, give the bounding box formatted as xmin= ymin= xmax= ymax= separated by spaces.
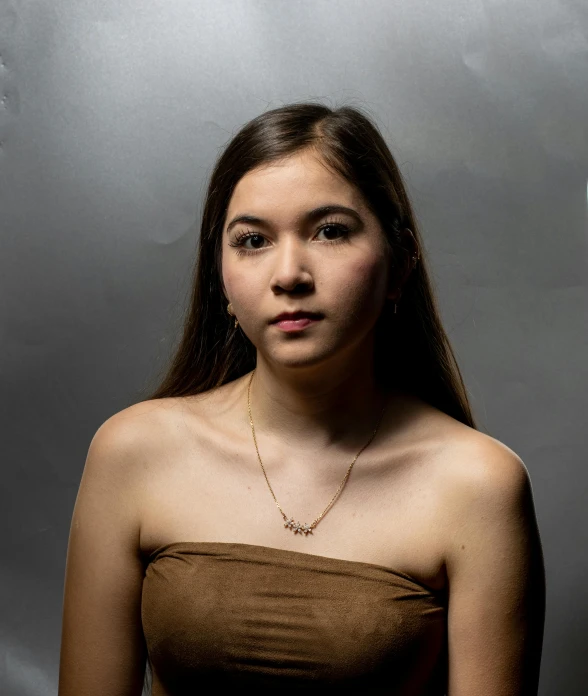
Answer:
xmin=221 ymin=148 xmax=394 ymax=371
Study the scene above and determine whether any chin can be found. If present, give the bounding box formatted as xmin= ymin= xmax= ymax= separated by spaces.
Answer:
xmin=261 ymin=341 xmax=343 ymax=371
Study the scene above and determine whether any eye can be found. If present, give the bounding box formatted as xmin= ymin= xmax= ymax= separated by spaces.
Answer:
xmin=228 ymin=219 xmax=351 ymax=255
xmin=241 ymin=233 xmax=266 ymax=249
xmin=228 ymin=230 xmax=268 ymax=253
xmin=315 ymin=222 xmax=350 ymax=242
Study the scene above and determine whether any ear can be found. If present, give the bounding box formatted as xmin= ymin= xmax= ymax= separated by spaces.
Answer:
xmin=219 ymin=268 xmax=229 ymax=304
xmin=386 ymin=227 xmax=419 ymax=300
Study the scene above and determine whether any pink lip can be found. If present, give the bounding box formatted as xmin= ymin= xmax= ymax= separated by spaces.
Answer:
xmin=273 ymin=316 xmax=322 ymax=332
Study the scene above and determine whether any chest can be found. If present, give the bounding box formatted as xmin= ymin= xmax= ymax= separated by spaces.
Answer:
xmin=139 ymin=426 xmax=451 ymax=594
xmin=142 ymin=540 xmax=448 ymax=694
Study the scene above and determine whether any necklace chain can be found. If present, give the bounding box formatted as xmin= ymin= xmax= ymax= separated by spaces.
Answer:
xmin=247 ymin=369 xmax=388 ymax=535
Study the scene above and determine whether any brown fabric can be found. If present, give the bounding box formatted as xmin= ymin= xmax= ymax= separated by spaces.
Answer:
xmin=142 ymin=541 xmax=448 ymax=695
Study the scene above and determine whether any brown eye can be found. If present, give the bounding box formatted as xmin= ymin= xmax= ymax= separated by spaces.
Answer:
xmin=246 ymin=234 xmax=266 ymax=249
xmin=316 ymin=223 xmax=349 ymax=241
xmin=229 ymin=231 xmax=268 ymax=252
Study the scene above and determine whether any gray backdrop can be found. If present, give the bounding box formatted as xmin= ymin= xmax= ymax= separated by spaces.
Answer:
xmin=1 ymin=1 xmax=586 ymax=694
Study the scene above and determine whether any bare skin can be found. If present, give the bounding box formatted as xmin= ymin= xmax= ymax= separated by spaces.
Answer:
xmin=139 ymin=147 xmax=457 ymax=590
xmin=59 ymin=147 xmax=545 ymax=696
xmin=138 ymin=377 xmax=467 ymax=594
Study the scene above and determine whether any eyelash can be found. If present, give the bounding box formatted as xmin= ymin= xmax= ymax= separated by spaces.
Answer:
xmin=228 ymin=218 xmax=351 ymax=255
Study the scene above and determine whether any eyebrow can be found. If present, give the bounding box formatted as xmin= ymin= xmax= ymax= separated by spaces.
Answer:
xmin=225 ymin=205 xmax=362 ymax=234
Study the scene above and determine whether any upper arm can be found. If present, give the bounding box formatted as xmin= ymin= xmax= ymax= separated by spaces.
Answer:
xmin=445 ymin=439 xmax=546 ymax=696
xmin=59 ymin=409 xmax=150 ymax=696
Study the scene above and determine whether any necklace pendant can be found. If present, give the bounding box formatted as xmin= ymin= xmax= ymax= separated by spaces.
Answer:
xmin=284 ymin=518 xmax=313 ymax=535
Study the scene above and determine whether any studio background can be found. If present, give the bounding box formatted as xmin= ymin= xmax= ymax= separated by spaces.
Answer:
xmin=1 ymin=1 xmax=586 ymax=694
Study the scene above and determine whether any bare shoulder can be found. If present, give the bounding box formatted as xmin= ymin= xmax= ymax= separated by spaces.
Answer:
xmin=426 ymin=427 xmax=545 ymax=692
xmin=433 ymin=425 xmax=541 ymax=579
xmin=395 ymin=392 xmax=529 ymax=488
xmin=87 ymin=397 xmax=200 ymax=489
xmin=92 ymin=380 xmax=242 ymax=476
xmin=401 ymin=398 xmax=534 ymax=540
xmin=60 ymin=398 xmax=193 ymax=694
xmin=93 ymin=398 xmax=182 ymax=458
xmin=442 ymin=423 xmax=528 ymax=486
xmin=99 ymin=381 xmax=237 ymax=444
xmin=440 ymin=427 xmax=531 ymax=514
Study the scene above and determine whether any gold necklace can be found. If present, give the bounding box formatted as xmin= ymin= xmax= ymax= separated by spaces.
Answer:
xmin=247 ymin=369 xmax=388 ymax=535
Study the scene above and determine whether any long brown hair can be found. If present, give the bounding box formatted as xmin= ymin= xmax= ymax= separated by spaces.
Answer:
xmin=138 ymin=102 xmax=477 ymax=429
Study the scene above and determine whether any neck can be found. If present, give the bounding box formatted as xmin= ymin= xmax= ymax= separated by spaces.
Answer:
xmin=246 ymin=344 xmax=394 ymax=453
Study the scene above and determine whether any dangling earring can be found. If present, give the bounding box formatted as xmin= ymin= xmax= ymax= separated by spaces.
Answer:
xmin=394 ymin=302 xmax=397 ymax=315
xmin=227 ymin=302 xmax=239 ymax=328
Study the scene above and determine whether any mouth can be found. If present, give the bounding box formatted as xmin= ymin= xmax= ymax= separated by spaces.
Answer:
xmin=270 ymin=310 xmax=324 ymax=324
xmin=270 ymin=311 xmax=324 ymax=332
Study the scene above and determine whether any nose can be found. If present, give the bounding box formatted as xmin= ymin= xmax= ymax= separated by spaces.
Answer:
xmin=269 ymin=236 xmax=314 ymax=295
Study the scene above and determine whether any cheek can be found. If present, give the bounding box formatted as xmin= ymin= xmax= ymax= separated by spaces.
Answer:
xmin=329 ymin=254 xmax=388 ymax=313
xmin=221 ymin=257 xmax=263 ymax=313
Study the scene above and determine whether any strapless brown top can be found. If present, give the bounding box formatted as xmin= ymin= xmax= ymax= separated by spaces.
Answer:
xmin=141 ymin=541 xmax=448 ymax=694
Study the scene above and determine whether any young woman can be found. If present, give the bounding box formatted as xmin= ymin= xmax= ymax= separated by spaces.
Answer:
xmin=59 ymin=103 xmax=545 ymax=695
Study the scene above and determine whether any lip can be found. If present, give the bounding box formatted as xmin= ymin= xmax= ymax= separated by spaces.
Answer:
xmin=270 ymin=311 xmax=324 ymax=324
xmin=270 ymin=311 xmax=324 ymax=332
xmin=273 ymin=317 xmax=322 ymax=332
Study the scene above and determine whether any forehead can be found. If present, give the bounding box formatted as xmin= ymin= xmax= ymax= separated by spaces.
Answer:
xmin=225 ymin=149 xmax=366 ymax=219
